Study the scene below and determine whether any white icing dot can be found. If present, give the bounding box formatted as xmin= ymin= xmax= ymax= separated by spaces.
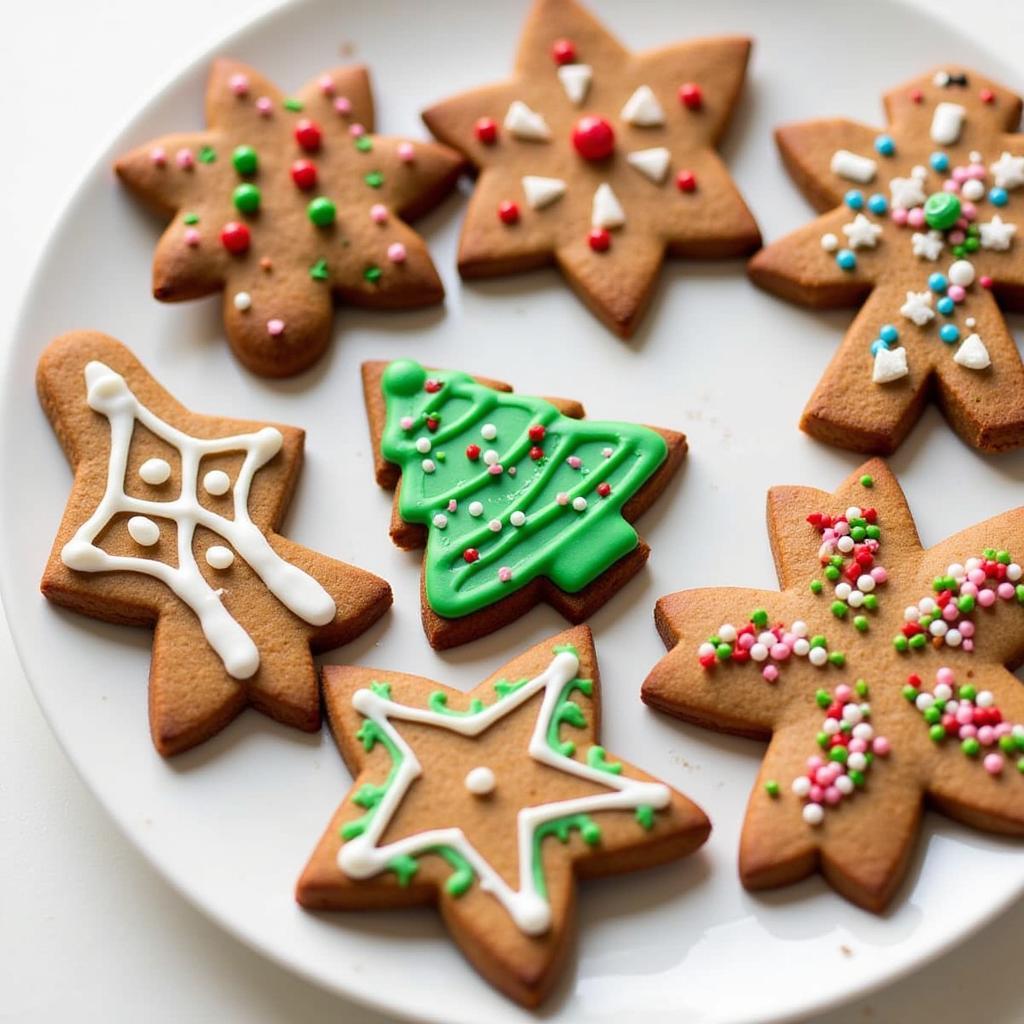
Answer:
xmin=510 ymin=511 xmax=526 ymax=527
xmin=820 ymin=233 xmax=839 ymax=252
xmin=572 ymin=496 xmax=588 ymax=512
xmin=803 ymin=803 xmax=825 ymax=826
xmin=233 ymin=291 xmax=252 ymax=311
xmin=483 ymin=449 xmax=499 ymax=465
xmin=464 ymin=766 xmax=496 ymax=795
xmin=205 ymin=545 xmax=234 ymax=570
xmin=415 ymin=437 xmax=431 ymax=453
xmin=421 ymin=458 xmax=436 ymax=474
xmin=481 ymin=423 xmax=498 ymax=440
xmin=469 ymin=501 xmax=484 ymax=517
xmin=203 ymin=470 xmax=231 ymax=496
xmin=488 ymin=519 xmax=502 ymax=532
xmin=808 ymin=646 xmax=828 ymax=666
xmin=138 ymin=458 xmax=171 ymax=485
xmin=792 ymin=776 xmax=812 ymax=797
xmin=127 ymin=515 xmax=160 ymax=547
xmin=948 ymin=259 xmax=976 ymax=287
xmin=432 ymin=513 xmax=448 ymax=529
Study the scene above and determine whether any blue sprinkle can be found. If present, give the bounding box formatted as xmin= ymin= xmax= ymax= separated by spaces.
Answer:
xmin=880 ymin=324 xmax=899 ymax=343
xmin=844 ymin=190 xmax=865 ymax=211
xmin=937 ymin=296 xmax=955 ymax=316
xmin=930 ymin=152 xmax=950 ymax=172
xmin=990 ymin=187 xmax=1009 ymax=207
xmin=940 ymin=324 xmax=960 ymax=344
xmin=836 ymin=249 xmax=857 ymax=271
xmin=870 ymin=338 xmax=889 ymax=356
xmin=928 ymin=272 xmax=948 ymax=293
xmin=868 ymin=193 xmax=888 ymax=215
xmin=874 ymin=134 xmax=896 ymax=156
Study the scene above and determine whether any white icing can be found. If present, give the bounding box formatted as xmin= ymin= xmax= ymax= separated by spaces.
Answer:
xmin=912 ymin=230 xmax=945 ymax=261
xmin=205 ymin=545 xmax=235 ymax=570
xmin=979 ymin=215 xmax=1017 ymax=251
xmin=626 ymin=147 xmax=670 ymax=184
xmin=60 ymin=362 xmax=336 ymax=679
xmin=620 ymin=85 xmax=665 ymax=127
xmin=961 ymin=178 xmax=985 ymax=202
xmin=503 ymin=100 xmax=551 ymax=141
xmin=900 ymin=290 xmax=935 ymax=326
xmin=337 ymin=650 xmax=670 ymax=936
xmin=557 ymin=64 xmax=591 ymax=106
xmin=990 ymin=151 xmax=1024 ymax=190
xmin=139 ymin=458 xmax=171 ymax=485
xmin=872 ymin=345 xmax=909 ymax=384
xmin=953 ymin=333 xmax=991 ymax=370
xmin=930 ymin=102 xmax=966 ymax=145
xmin=203 ymin=469 xmax=231 ymax=496
xmin=948 ymin=259 xmax=975 ymax=287
xmin=521 ymin=175 xmax=566 ymax=209
xmin=820 ymin=233 xmax=839 ymax=252
xmin=127 ymin=515 xmax=160 ymax=547
xmin=830 ymin=149 xmax=876 ymax=183
xmin=890 ymin=175 xmax=927 ymax=210
xmin=464 ymin=766 xmax=496 ymax=795
xmin=842 ymin=213 xmax=883 ymax=249
xmin=233 ymin=291 xmax=252 ymax=312
xmin=591 ymin=183 xmax=625 ymax=229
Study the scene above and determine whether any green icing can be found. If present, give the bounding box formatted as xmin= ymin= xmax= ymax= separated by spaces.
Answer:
xmin=428 ymin=691 xmax=485 ymax=716
xmin=531 ymin=815 xmax=601 ymax=897
xmin=546 ymin=677 xmax=592 ymax=757
xmin=587 ymin=745 xmax=623 ymax=775
xmin=635 ymin=805 xmax=655 ymax=830
xmin=388 ymin=853 xmax=419 ymax=886
xmin=380 ymin=359 xmax=668 ymax=619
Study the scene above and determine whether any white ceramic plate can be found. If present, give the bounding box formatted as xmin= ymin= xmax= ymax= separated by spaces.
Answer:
xmin=3 ymin=1 xmax=1023 ymax=1021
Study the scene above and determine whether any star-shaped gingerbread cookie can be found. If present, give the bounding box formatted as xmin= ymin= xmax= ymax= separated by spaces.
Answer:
xmin=116 ymin=59 xmax=463 ymax=377
xmin=38 ymin=332 xmax=392 ymax=755
xmin=422 ymin=0 xmax=760 ymax=337
xmin=749 ymin=66 xmax=1024 ymax=454
xmin=297 ymin=626 xmax=709 ymax=1007
xmin=642 ymin=460 xmax=1024 ymax=911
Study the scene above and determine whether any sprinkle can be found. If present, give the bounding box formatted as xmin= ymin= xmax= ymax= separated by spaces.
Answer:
xmin=370 ymin=204 xmax=389 ymax=224
xmin=498 ymin=566 xmax=513 ymax=583
xmin=397 ymin=142 xmax=415 ymax=162
xmin=266 ymin=318 xmax=285 ymax=336
xmin=233 ymin=291 xmax=252 ymax=311
xmin=334 ymin=96 xmax=352 ymax=115
xmin=511 ymin=511 xmax=526 ymax=527
xmin=175 ymin=148 xmax=195 ymax=170
xmin=364 ymin=265 xmax=383 ymax=283
xmin=572 ymin=496 xmax=588 ymax=512
xmin=150 ymin=147 xmax=167 ymax=167
xmin=349 ymin=122 xmax=366 ymax=137
xmin=488 ymin=519 xmax=502 ymax=532
xmin=556 ymin=492 xmax=569 ymax=506
xmin=421 ymin=458 xmax=436 ymax=474
xmin=481 ymin=423 xmax=498 ymax=440
xmin=229 ymin=73 xmax=250 ymax=96
xmin=183 ymin=227 xmax=201 ymax=247
xmin=387 ymin=242 xmax=407 ymax=263
xmin=567 ymin=455 xmax=582 ymax=469
xmin=860 ymin=474 xmax=873 ymax=487
xmin=256 ymin=96 xmax=273 ymax=116
xmin=432 ymin=514 xmax=448 ymax=529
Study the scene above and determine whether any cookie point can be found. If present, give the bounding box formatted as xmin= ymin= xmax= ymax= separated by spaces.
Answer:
xmin=383 ymin=359 xmax=427 ymax=396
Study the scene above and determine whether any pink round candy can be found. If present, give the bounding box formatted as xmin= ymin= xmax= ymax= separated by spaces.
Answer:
xmin=907 ymin=208 xmax=926 ymax=228
xmin=738 ymin=633 xmax=755 ymax=651
xmin=176 ymin=148 xmax=194 ymax=169
xmin=498 ymin=567 xmax=513 ymax=583
xmin=978 ymin=725 xmax=996 ymax=746
xmin=942 ymin=603 xmax=960 ymax=621
xmin=984 ymin=753 xmax=1004 ymax=775
xmin=488 ymin=464 xmax=503 ymax=476
xmin=948 ymin=231 xmax=966 ymax=246
xmin=229 ymin=73 xmax=249 ymax=96
xmin=567 ymin=456 xmax=582 ymax=469
xmin=334 ymin=96 xmax=352 ymax=115
xmin=959 ymin=724 xmax=977 ymax=739
xmin=978 ymin=589 xmax=997 ymax=608
xmin=872 ymin=736 xmax=891 ymax=756
xmin=349 ymin=122 xmax=366 ymax=137
xmin=770 ymin=643 xmax=790 ymax=661
xmin=256 ymin=96 xmax=273 ymax=116
xmin=891 ymin=208 xmax=909 ymax=226
xmin=952 ymin=166 xmax=969 ymax=183
xmin=963 ymin=638 xmax=974 ymax=652
xmin=370 ymin=203 xmax=388 ymax=224
xmin=996 ymin=722 xmax=1013 ymax=737
xmin=998 ymin=582 xmax=1015 ymax=599
xmin=318 ymin=74 xmax=335 ymax=95
xmin=183 ymin=227 xmax=200 ymax=247
xmin=948 ymin=285 xmax=966 ymax=302
xmin=961 ymin=581 xmax=979 ymax=597
xmin=386 ymin=242 xmax=407 ymax=264
xmin=399 ymin=416 xmax=414 ymax=430
xmin=815 ymin=766 xmax=832 ymax=786
xmin=968 ymin=568 xmax=986 ymax=585
xmin=834 ymin=684 xmax=851 ymax=702
xmin=848 ymin=738 xmax=867 ymax=754
xmin=960 ymin=620 xmax=975 ymax=638
xmin=762 ymin=665 xmax=780 ymax=683
xmin=397 ymin=141 xmax=415 ymax=162
xmin=809 ymin=785 xmax=824 ymax=804
xmin=824 ymin=786 xmax=842 ymax=806
xmin=871 ymin=567 xmax=887 ymax=584
xmin=956 ymin=705 xmax=974 ymax=724
xmin=150 ymin=147 xmax=167 ymax=167
xmin=266 ymin=318 xmax=285 ymax=336
xmin=968 ymin=163 xmax=986 ymax=178
xmin=961 ymin=203 xmax=977 ymax=221
xmin=807 ymin=756 xmax=824 ymax=771
xmin=937 ymin=666 xmax=956 ymax=685
xmin=943 ymin=178 xmax=959 ymax=192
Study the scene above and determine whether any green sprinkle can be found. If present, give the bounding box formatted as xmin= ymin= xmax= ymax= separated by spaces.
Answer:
xmin=355 ymin=136 xmax=372 ymax=152
xmin=830 ymin=600 xmax=847 ymax=618
xmin=855 ymin=680 xmax=869 ymax=697
xmin=364 ymin=264 xmax=383 ymax=283
xmin=810 ymin=635 xmax=827 ymax=649
xmin=635 ymin=805 xmax=655 ymax=830
xmin=715 ymin=643 xmax=733 ymax=661
xmin=984 ymin=548 xmax=997 ymax=559
xmin=851 ymin=526 xmax=866 ymax=542
xmin=866 ymin=525 xmax=881 ymax=540
xmin=999 ymin=735 xmax=1015 ymax=753
xmin=232 ymin=144 xmax=258 ymax=176
xmin=929 ymin=723 xmax=946 ymax=742
xmin=765 ymin=780 xmax=780 ymax=797
xmin=894 ymin=635 xmax=909 ymax=652
xmin=924 ymin=705 xmax=941 ymax=724
xmin=860 ymin=474 xmax=874 ymax=487
xmin=233 ymin=182 xmax=261 ymax=214
xmin=854 ymin=615 xmax=869 ymax=632
xmin=958 ymin=684 xmax=976 ymax=701
xmin=828 ymin=651 xmax=846 ymax=666
xmin=364 ymin=170 xmax=384 ymax=188
xmin=198 ymin=145 xmax=216 ymax=164
xmin=1018 ymin=757 xmax=1024 ymax=774
xmin=957 ymin=594 xmax=975 ymax=613
xmin=308 ymin=196 xmax=337 ymax=226
xmin=1016 ymin=584 xmax=1024 ymax=604
xmin=816 ymin=731 xmax=829 ymax=748
xmin=810 ymin=579 xmax=824 ymax=594
xmin=909 ymin=633 xmax=927 ymax=649
xmin=962 ymin=737 xmax=981 ymax=757
xmin=309 ymin=258 xmax=329 ymax=281
xmin=816 ymin=689 xmax=831 ymax=708
xmin=849 ymin=769 xmax=865 ymax=787
xmin=825 ymin=565 xmax=841 ymax=581
xmin=997 ymin=550 xmax=1010 ymax=564
xmin=283 ymin=97 xmax=303 ymax=111
xmin=183 ymin=212 xmax=199 ymax=225
xmin=751 ymin=608 xmax=769 ymax=628
xmin=902 ymin=685 xmax=918 ymax=701
xmin=863 ymin=594 xmax=878 ymax=610
xmin=829 ymin=746 xmax=848 ymax=764
xmin=435 ymin=451 xmax=446 ymax=462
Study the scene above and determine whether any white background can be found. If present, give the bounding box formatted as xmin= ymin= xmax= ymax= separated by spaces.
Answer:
xmin=2 ymin=2 xmax=1023 ymax=1022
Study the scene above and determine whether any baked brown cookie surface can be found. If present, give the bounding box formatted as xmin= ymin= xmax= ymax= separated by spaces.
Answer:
xmin=422 ymin=0 xmax=760 ymax=337
xmin=297 ymin=626 xmax=710 ymax=1007
xmin=642 ymin=459 xmax=1024 ymax=911
xmin=363 ymin=359 xmax=686 ymax=649
xmin=116 ymin=59 xmax=463 ymax=377
xmin=749 ymin=66 xmax=1024 ymax=453
xmin=39 ymin=331 xmax=392 ymax=755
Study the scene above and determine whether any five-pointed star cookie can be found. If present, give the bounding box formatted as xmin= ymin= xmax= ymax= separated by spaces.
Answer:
xmin=297 ymin=626 xmax=709 ymax=1007
xmin=749 ymin=66 xmax=1024 ymax=454
xmin=642 ymin=460 xmax=1024 ymax=911
xmin=421 ymin=0 xmax=760 ymax=337
xmin=116 ymin=59 xmax=463 ymax=378
xmin=38 ymin=332 xmax=392 ymax=755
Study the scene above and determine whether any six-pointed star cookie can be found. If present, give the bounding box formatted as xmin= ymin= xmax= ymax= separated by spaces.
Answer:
xmin=38 ymin=331 xmax=392 ymax=755
xmin=116 ymin=59 xmax=463 ymax=378
xmin=297 ymin=626 xmax=709 ymax=1007
xmin=642 ymin=459 xmax=1024 ymax=911
xmin=749 ymin=66 xmax=1024 ymax=454
xmin=421 ymin=0 xmax=760 ymax=337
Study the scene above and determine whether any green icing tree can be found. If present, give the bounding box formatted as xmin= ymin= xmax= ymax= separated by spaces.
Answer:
xmin=380 ymin=359 xmax=668 ymax=618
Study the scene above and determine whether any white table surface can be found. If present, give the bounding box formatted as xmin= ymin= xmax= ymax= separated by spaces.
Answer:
xmin=3 ymin=2 xmax=1023 ymax=1021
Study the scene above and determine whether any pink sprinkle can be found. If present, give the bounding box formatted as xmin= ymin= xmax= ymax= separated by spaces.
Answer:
xmin=948 ymin=230 xmax=966 ymax=246
xmin=978 ymin=589 xmax=997 ymax=608
xmin=942 ymin=603 xmax=960 ymax=622
xmin=488 ymin=464 xmax=503 ymax=476
xmin=961 ymin=203 xmax=977 ymax=221
xmin=937 ymin=667 xmax=956 ymax=685
xmin=267 ymin=318 xmax=285 ymax=336
xmin=498 ymin=567 xmax=512 ymax=583
xmin=770 ymin=642 xmax=790 ymax=661
xmin=956 ymin=705 xmax=974 ymax=724
xmin=399 ymin=416 xmax=414 ymax=430
xmin=848 ymin=738 xmax=867 ymax=753
xmin=891 ymin=207 xmax=908 ymax=226
xmin=983 ymin=753 xmax=1004 ymax=775
xmin=387 ymin=242 xmax=407 ymax=263
xmin=943 ymin=178 xmax=959 ymax=193
xmin=907 ymin=208 xmax=926 ymax=228
xmin=567 ymin=456 xmax=582 ymax=469
xmin=370 ymin=203 xmax=389 ymax=224
xmin=762 ymin=665 xmax=779 ymax=683
xmin=319 ymin=74 xmax=335 ymax=96
xmin=556 ymin=492 xmax=569 ymax=505
xmin=872 ymin=736 xmax=891 ymax=757
xmin=968 ymin=163 xmax=986 ymax=179
xmin=808 ymin=785 xmax=824 ymax=804
xmin=738 ymin=633 xmax=755 ymax=651
xmin=998 ymin=581 xmax=1015 ymax=600
xmin=952 ymin=166 xmax=969 ymax=184
xmin=334 ymin=96 xmax=352 ymax=115
xmin=996 ymin=722 xmax=1013 ymax=737
xmin=824 ymin=786 xmax=842 ymax=806
xmin=980 ymin=275 xmax=993 ymax=289
xmin=229 ymin=73 xmax=250 ymax=96
xmin=807 ymin=756 xmax=824 ymax=771
xmin=150 ymin=146 xmax=167 ymax=167
xmin=870 ymin=566 xmax=887 ymax=584
xmin=447 ymin=499 xmax=457 ymax=512
xmin=176 ymin=148 xmax=195 ymax=170
xmin=349 ymin=122 xmax=366 ymax=137
xmin=960 ymin=621 xmax=975 ymax=638
xmin=963 ymin=639 xmax=974 ymax=652
xmin=978 ymin=725 xmax=996 ymax=746
xmin=508 ymin=466 xmax=517 ymax=477
xmin=960 ymin=724 xmax=978 ymax=739
xmin=835 ymin=684 xmax=853 ymax=702
xmin=183 ymin=227 xmax=200 ymax=247
xmin=948 ymin=284 xmax=966 ymax=302
xmin=968 ymin=568 xmax=986 ymax=585
xmin=814 ymin=766 xmax=831 ymax=786
xmin=256 ymin=96 xmax=273 ymax=117
xmin=397 ymin=141 xmax=415 ymax=162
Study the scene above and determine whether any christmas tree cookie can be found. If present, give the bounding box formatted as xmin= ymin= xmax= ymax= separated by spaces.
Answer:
xmin=38 ymin=332 xmax=391 ymax=755
xmin=363 ymin=359 xmax=685 ymax=648
xmin=750 ymin=66 xmax=1024 ymax=453
xmin=421 ymin=0 xmax=760 ymax=337
xmin=116 ymin=59 xmax=463 ymax=377
xmin=642 ymin=459 xmax=1024 ymax=911
xmin=297 ymin=626 xmax=710 ymax=1007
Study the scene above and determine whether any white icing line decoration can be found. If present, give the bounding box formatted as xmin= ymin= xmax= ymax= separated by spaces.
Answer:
xmin=931 ymin=102 xmax=966 ymax=145
xmin=60 ymin=362 xmax=336 ymax=679
xmin=591 ymin=183 xmax=625 ymax=229
xmin=626 ymin=147 xmax=670 ymax=184
xmin=557 ymin=64 xmax=592 ymax=106
xmin=831 ymin=149 xmax=877 ymax=184
xmin=521 ymin=175 xmax=566 ymax=209
xmin=620 ymin=85 xmax=665 ymax=127
xmin=337 ymin=649 xmax=671 ymax=936
xmin=503 ymin=100 xmax=551 ymax=141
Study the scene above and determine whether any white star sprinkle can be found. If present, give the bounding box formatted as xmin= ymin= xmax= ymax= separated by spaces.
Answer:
xmin=979 ymin=215 xmax=1017 ymax=251
xmin=911 ymin=230 xmax=945 ymax=260
xmin=890 ymin=175 xmax=927 ymax=209
xmin=900 ymin=290 xmax=935 ymax=326
xmin=989 ymin=151 xmax=1024 ymax=190
xmin=842 ymin=213 xmax=883 ymax=249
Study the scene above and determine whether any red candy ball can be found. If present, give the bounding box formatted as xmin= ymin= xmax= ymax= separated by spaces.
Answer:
xmin=498 ymin=200 xmax=520 ymax=224
xmin=294 ymin=118 xmax=323 ymax=151
xmin=220 ymin=221 xmax=251 ymax=254
xmin=474 ymin=117 xmax=498 ymax=144
xmin=529 ymin=446 xmax=544 ymax=461
xmin=528 ymin=424 xmax=546 ymax=441
xmin=676 ymin=170 xmax=697 ymax=193
xmin=290 ymin=159 xmax=318 ymax=190
xmin=588 ymin=227 xmax=611 ymax=252
xmin=678 ymin=82 xmax=703 ymax=110
xmin=909 ymin=88 xmax=924 ymax=104
xmin=571 ymin=116 xmax=615 ymax=160
xmin=596 ymin=482 xmax=612 ymax=497
xmin=980 ymin=87 xmax=995 ymax=104
xmin=463 ymin=548 xmax=480 ymax=564
xmin=552 ymin=38 xmax=576 ymax=65
xmin=465 ymin=444 xmax=481 ymax=461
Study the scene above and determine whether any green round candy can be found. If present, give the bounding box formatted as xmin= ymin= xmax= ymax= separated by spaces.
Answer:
xmin=924 ymin=192 xmax=962 ymax=230
xmin=232 ymin=145 xmax=258 ymax=175
xmin=308 ymin=196 xmax=337 ymax=226
xmin=829 ymin=746 xmax=848 ymax=764
xmin=962 ymin=737 xmax=981 ymax=757
xmin=382 ymin=359 xmax=428 ymax=396
xmin=929 ymin=723 xmax=946 ymax=742
xmin=715 ymin=643 xmax=733 ymax=660
xmin=232 ymin=183 xmax=261 ymax=214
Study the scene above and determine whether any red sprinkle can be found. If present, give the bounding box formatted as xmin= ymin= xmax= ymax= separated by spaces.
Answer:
xmin=588 ymin=227 xmax=611 ymax=251
xmin=465 ymin=444 xmax=481 ymax=461
xmin=528 ymin=424 xmax=546 ymax=441
xmin=676 ymin=170 xmax=697 ymax=192
xmin=426 ymin=417 xmax=440 ymax=432
xmin=552 ymin=39 xmax=576 ymax=65
xmin=571 ymin=116 xmax=615 ymax=160
xmin=291 ymin=159 xmax=318 ymax=190
xmin=424 ymin=378 xmax=442 ymax=393
xmin=980 ymin=88 xmax=995 ymax=104
xmin=498 ymin=200 xmax=520 ymax=224
xmin=979 ymin=275 xmax=993 ymax=289
xmin=529 ymin=446 xmax=544 ymax=461
xmin=294 ymin=118 xmax=323 ymax=151
xmin=909 ymin=88 xmax=924 ymax=104
xmin=474 ymin=117 xmax=498 ymax=144
xmin=596 ymin=482 xmax=612 ymax=497
xmin=220 ymin=221 xmax=251 ymax=254
xmin=678 ymin=82 xmax=703 ymax=110
xmin=463 ymin=548 xmax=480 ymax=564
xmin=907 ymin=674 xmax=922 ymax=688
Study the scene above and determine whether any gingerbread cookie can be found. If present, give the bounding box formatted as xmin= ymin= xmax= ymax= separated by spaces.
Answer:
xmin=642 ymin=459 xmax=1024 ymax=911
xmin=115 ymin=59 xmax=463 ymax=377
xmin=363 ymin=359 xmax=685 ymax=649
xmin=39 ymin=332 xmax=392 ymax=755
xmin=421 ymin=0 xmax=760 ymax=337
xmin=297 ymin=626 xmax=709 ymax=1007
xmin=749 ymin=66 xmax=1024 ymax=453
